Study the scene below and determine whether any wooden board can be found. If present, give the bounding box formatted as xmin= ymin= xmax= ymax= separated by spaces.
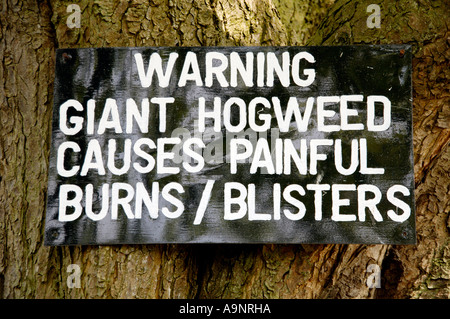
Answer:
xmin=45 ymin=45 xmax=415 ymax=245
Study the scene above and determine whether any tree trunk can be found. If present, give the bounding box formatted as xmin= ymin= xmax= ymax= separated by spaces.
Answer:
xmin=308 ymin=0 xmax=450 ymax=299
xmin=0 ymin=0 xmax=448 ymax=299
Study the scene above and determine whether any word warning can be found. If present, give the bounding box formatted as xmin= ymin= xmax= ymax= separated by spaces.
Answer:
xmin=45 ymin=45 xmax=415 ymax=245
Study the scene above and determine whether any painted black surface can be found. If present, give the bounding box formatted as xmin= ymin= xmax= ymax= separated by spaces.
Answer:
xmin=45 ymin=45 xmax=414 ymax=245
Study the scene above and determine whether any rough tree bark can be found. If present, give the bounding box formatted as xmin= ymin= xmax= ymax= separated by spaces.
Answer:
xmin=308 ymin=0 xmax=449 ymax=299
xmin=273 ymin=0 xmax=334 ymax=45
xmin=0 ymin=0 xmax=448 ymax=299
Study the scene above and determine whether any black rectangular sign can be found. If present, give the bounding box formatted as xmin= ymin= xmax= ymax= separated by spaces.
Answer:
xmin=45 ymin=45 xmax=415 ymax=245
